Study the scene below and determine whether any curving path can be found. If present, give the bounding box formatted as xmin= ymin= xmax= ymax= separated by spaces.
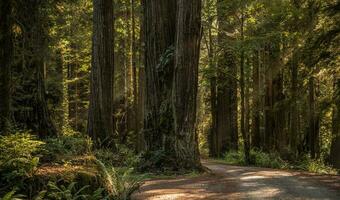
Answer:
xmin=132 ymin=160 xmax=340 ymax=200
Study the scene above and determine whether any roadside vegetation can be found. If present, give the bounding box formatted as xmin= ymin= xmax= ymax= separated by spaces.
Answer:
xmin=220 ymin=150 xmax=338 ymax=175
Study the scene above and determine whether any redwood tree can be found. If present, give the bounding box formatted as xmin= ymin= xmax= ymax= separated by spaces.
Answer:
xmin=88 ymin=0 xmax=115 ymax=149
xmin=172 ymin=0 xmax=202 ymax=169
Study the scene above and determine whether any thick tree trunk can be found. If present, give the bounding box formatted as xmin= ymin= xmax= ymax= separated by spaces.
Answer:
xmin=0 ymin=0 xmax=12 ymax=134
xmin=88 ymin=0 xmax=115 ymax=149
xmin=143 ymin=0 xmax=176 ymax=160
xmin=251 ymin=50 xmax=261 ymax=149
xmin=216 ymin=0 xmax=238 ymax=156
xmin=172 ymin=0 xmax=202 ymax=170
xmin=330 ymin=77 xmax=340 ymax=168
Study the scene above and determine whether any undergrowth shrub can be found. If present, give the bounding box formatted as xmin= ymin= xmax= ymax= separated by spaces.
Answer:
xmin=223 ymin=150 xmax=288 ymax=169
xmin=41 ymin=135 xmax=92 ymax=162
xmin=95 ymin=159 xmax=143 ymax=200
xmin=137 ymin=150 xmax=174 ymax=172
xmin=295 ymin=156 xmax=338 ymax=174
xmin=0 ymin=132 xmax=44 ymax=185
xmin=94 ymin=145 xmax=140 ymax=167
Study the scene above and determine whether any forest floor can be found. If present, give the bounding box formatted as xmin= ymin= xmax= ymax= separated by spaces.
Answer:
xmin=132 ymin=160 xmax=340 ymax=200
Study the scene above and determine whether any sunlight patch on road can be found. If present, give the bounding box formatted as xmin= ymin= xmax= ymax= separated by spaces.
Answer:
xmin=240 ymin=175 xmax=267 ymax=180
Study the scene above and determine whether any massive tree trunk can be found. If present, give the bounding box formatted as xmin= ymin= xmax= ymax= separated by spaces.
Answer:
xmin=172 ymin=0 xmax=202 ymax=170
xmin=0 ymin=0 xmax=12 ymax=134
xmin=88 ymin=0 xmax=115 ymax=149
xmin=216 ymin=0 xmax=238 ymax=156
xmin=143 ymin=0 xmax=176 ymax=157
xmin=252 ymin=50 xmax=261 ymax=149
xmin=330 ymin=76 xmax=340 ymax=169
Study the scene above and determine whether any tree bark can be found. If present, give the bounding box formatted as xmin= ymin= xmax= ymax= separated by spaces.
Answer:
xmin=88 ymin=0 xmax=115 ymax=149
xmin=240 ymin=13 xmax=250 ymax=164
xmin=0 ymin=0 xmax=12 ymax=134
xmin=143 ymin=0 xmax=176 ymax=156
xmin=216 ymin=0 xmax=238 ymax=156
xmin=290 ymin=53 xmax=299 ymax=155
xmin=330 ymin=76 xmax=340 ymax=168
xmin=172 ymin=0 xmax=202 ymax=170
xmin=251 ymin=50 xmax=261 ymax=149
xmin=308 ymin=77 xmax=319 ymax=159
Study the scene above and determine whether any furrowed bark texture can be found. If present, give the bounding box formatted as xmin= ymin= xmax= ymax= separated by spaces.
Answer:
xmin=88 ymin=0 xmax=115 ymax=149
xmin=143 ymin=0 xmax=176 ymax=155
xmin=173 ymin=0 xmax=202 ymax=169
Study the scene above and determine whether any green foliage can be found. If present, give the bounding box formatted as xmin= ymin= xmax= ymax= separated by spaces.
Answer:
xmin=95 ymin=159 xmax=143 ymax=200
xmin=0 ymin=132 xmax=44 ymax=183
xmin=222 ymin=150 xmax=337 ymax=174
xmin=46 ymin=182 xmax=106 ymax=200
xmin=295 ymin=156 xmax=338 ymax=175
xmin=137 ymin=150 xmax=172 ymax=172
xmin=223 ymin=150 xmax=288 ymax=169
xmin=251 ymin=151 xmax=288 ymax=169
xmin=94 ymin=145 xmax=140 ymax=167
xmin=42 ymin=135 xmax=92 ymax=162
xmin=0 ymin=188 xmax=26 ymax=200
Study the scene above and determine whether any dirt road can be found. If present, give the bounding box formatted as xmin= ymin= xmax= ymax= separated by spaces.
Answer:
xmin=132 ymin=160 xmax=340 ymax=200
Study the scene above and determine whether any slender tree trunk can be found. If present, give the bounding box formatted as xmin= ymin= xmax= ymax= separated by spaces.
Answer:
xmin=88 ymin=0 xmax=115 ymax=149
xmin=290 ymin=53 xmax=299 ymax=155
xmin=208 ymin=31 xmax=218 ymax=158
xmin=308 ymin=77 xmax=319 ymax=159
xmin=251 ymin=50 xmax=261 ymax=149
xmin=131 ymin=0 xmax=139 ymax=149
xmin=136 ymin=0 xmax=145 ymax=152
xmin=240 ymin=13 xmax=250 ymax=164
xmin=173 ymin=0 xmax=202 ymax=170
xmin=330 ymin=76 xmax=340 ymax=168
xmin=143 ymin=0 xmax=176 ymax=158
xmin=216 ymin=0 xmax=238 ymax=156
xmin=0 ymin=0 xmax=12 ymax=134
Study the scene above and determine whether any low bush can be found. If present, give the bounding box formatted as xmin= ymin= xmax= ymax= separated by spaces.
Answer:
xmin=295 ymin=156 xmax=338 ymax=175
xmin=94 ymin=145 xmax=140 ymax=167
xmin=41 ymin=135 xmax=92 ymax=162
xmin=95 ymin=159 xmax=143 ymax=200
xmin=0 ymin=132 xmax=44 ymax=185
xmin=223 ymin=150 xmax=288 ymax=169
